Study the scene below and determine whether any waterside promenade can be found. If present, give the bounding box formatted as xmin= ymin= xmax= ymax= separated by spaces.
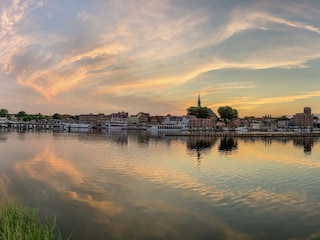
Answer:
xmin=166 ymin=130 xmax=320 ymax=138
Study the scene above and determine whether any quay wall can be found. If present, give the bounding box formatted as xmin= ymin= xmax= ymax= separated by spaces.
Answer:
xmin=0 ymin=122 xmax=54 ymax=130
xmin=166 ymin=131 xmax=320 ymax=138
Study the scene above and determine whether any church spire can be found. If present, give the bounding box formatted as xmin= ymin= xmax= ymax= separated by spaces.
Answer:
xmin=197 ymin=92 xmax=201 ymax=108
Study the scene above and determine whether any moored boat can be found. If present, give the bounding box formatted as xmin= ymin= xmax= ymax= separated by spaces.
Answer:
xmin=106 ymin=117 xmax=127 ymax=130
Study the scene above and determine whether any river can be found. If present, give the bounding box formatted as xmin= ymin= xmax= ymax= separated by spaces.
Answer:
xmin=0 ymin=129 xmax=320 ymax=240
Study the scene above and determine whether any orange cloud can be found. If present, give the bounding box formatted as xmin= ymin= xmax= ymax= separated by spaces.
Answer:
xmin=14 ymin=147 xmax=123 ymax=216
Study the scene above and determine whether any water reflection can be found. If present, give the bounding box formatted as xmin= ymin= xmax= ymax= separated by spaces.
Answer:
xmin=293 ymin=137 xmax=316 ymax=154
xmin=12 ymin=146 xmax=124 ymax=239
xmin=219 ymin=137 xmax=238 ymax=154
xmin=0 ymin=131 xmax=8 ymax=142
xmin=106 ymin=129 xmax=128 ymax=145
xmin=127 ymin=130 xmax=150 ymax=145
xmin=240 ymin=137 xmax=319 ymax=154
xmin=187 ymin=137 xmax=217 ymax=166
xmin=2 ymin=131 xmax=320 ymax=240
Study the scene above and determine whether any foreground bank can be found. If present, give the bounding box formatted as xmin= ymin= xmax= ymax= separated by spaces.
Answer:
xmin=0 ymin=202 xmax=71 ymax=240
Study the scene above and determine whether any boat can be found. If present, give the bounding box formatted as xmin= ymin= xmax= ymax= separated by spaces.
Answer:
xmin=147 ymin=116 xmax=188 ymax=131
xmin=105 ymin=117 xmax=127 ymax=130
xmin=235 ymin=127 xmax=249 ymax=132
xmin=53 ymin=122 xmax=67 ymax=131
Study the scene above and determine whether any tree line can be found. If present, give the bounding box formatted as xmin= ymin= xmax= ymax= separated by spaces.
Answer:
xmin=0 ymin=109 xmax=75 ymax=121
xmin=2 ymin=106 xmax=241 ymax=122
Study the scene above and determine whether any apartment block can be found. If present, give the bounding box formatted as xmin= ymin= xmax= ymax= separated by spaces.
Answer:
xmin=293 ymin=107 xmax=314 ymax=129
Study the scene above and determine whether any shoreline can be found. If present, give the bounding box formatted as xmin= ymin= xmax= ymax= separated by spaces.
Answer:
xmin=165 ymin=131 xmax=320 ymax=137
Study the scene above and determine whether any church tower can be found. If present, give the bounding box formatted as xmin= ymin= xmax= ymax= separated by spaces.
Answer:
xmin=197 ymin=93 xmax=201 ymax=108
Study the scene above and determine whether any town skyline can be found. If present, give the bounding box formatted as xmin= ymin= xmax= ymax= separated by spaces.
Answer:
xmin=1 ymin=103 xmax=319 ymax=119
xmin=1 ymin=1 xmax=320 ymax=116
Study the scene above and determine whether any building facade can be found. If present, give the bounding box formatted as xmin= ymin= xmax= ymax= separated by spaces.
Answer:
xmin=188 ymin=115 xmax=215 ymax=129
xmin=127 ymin=112 xmax=149 ymax=125
xmin=78 ymin=113 xmax=110 ymax=125
xmin=293 ymin=107 xmax=314 ymax=129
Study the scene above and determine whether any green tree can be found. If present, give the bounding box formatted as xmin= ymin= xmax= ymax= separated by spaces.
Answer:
xmin=276 ymin=115 xmax=290 ymax=121
xmin=53 ymin=113 xmax=62 ymax=119
xmin=187 ymin=107 xmax=210 ymax=118
xmin=17 ymin=111 xmax=27 ymax=119
xmin=217 ymin=106 xmax=238 ymax=121
xmin=0 ymin=109 xmax=9 ymax=117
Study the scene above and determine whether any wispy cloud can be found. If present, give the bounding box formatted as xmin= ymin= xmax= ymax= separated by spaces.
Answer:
xmin=212 ymin=90 xmax=320 ymax=115
xmin=0 ymin=0 xmax=319 ymax=114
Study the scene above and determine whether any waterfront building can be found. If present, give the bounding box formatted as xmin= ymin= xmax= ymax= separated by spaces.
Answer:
xmin=0 ymin=117 xmax=8 ymax=128
xmin=250 ymin=120 xmax=262 ymax=130
xmin=127 ymin=112 xmax=149 ymax=125
xmin=293 ymin=107 xmax=314 ymax=129
xmin=188 ymin=116 xmax=215 ymax=130
xmin=148 ymin=115 xmax=187 ymax=126
xmin=110 ymin=112 xmax=128 ymax=122
xmin=79 ymin=113 xmax=110 ymax=126
xmin=277 ymin=120 xmax=291 ymax=129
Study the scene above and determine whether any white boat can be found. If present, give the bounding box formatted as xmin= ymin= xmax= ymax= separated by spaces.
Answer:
xmin=106 ymin=118 xmax=127 ymax=130
xmin=147 ymin=116 xmax=188 ymax=131
xmin=235 ymin=127 xmax=249 ymax=132
xmin=53 ymin=122 xmax=67 ymax=131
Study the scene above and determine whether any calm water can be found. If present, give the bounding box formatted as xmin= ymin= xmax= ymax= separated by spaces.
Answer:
xmin=1 ymin=129 xmax=320 ymax=240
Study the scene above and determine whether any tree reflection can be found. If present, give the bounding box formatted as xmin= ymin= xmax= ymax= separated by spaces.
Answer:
xmin=219 ymin=137 xmax=238 ymax=154
xmin=187 ymin=137 xmax=217 ymax=167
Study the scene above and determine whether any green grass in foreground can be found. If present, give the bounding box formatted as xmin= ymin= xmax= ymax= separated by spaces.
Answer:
xmin=0 ymin=202 xmax=71 ymax=240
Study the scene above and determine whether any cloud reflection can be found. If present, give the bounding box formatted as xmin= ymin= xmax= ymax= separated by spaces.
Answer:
xmin=13 ymin=147 xmax=123 ymax=217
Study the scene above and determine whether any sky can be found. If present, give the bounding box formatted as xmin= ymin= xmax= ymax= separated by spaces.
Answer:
xmin=0 ymin=0 xmax=320 ymax=117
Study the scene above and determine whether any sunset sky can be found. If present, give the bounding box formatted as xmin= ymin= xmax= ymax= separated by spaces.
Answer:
xmin=0 ymin=0 xmax=319 ymax=117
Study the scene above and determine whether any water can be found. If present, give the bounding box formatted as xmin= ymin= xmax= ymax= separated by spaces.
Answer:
xmin=1 ymin=129 xmax=320 ymax=240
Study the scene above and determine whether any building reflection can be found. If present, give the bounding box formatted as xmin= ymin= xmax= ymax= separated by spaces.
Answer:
xmin=242 ymin=137 xmax=318 ymax=154
xmin=0 ymin=132 xmax=8 ymax=142
xmin=106 ymin=129 xmax=128 ymax=145
xmin=218 ymin=137 xmax=238 ymax=154
xmin=127 ymin=130 xmax=150 ymax=145
xmin=293 ymin=137 xmax=317 ymax=154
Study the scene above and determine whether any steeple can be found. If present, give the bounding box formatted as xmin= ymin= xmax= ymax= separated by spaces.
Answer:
xmin=197 ymin=92 xmax=201 ymax=108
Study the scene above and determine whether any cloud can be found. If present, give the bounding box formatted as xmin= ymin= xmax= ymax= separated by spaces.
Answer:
xmin=14 ymin=146 xmax=124 ymax=216
xmin=212 ymin=90 xmax=320 ymax=113
xmin=0 ymin=0 xmax=320 ymax=115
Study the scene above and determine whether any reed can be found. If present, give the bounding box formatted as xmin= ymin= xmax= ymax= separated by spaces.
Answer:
xmin=0 ymin=202 xmax=71 ymax=240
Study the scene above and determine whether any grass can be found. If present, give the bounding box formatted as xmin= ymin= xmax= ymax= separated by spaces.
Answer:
xmin=0 ymin=201 xmax=71 ymax=240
